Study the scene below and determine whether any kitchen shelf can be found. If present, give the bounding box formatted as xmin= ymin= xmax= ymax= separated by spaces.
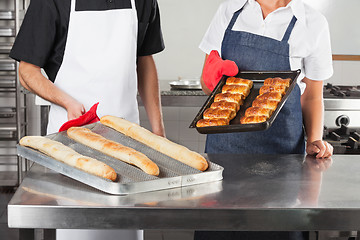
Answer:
xmin=0 ymin=0 xmax=28 ymax=187
xmin=0 ymin=42 xmax=13 ymax=54
xmin=0 ymin=127 xmax=17 ymax=140
xmin=0 ymin=11 xmax=15 ymax=20
xmin=0 ymin=107 xmax=16 ymax=118
xmin=0 ymin=28 xmax=15 ymax=37
xmin=0 ymin=60 xmax=16 ymax=71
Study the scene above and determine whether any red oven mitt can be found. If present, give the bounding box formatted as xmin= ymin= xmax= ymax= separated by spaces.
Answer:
xmin=59 ymin=102 xmax=100 ymax=132
xmin=203 ymin=50 xmax=239 ymax=91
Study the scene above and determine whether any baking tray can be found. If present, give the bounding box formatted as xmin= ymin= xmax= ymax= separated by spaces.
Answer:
xmin=189 ymin=70 xmax=301 ymax=134
xmin=17 ymin=123 xmax=223 ymax=195
xmin=169 ymin=79 xmax=202 ymax=90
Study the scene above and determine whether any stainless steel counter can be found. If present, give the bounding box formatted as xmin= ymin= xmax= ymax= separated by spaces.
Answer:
xmin=7 ymin=154 xmax=360 ymax=239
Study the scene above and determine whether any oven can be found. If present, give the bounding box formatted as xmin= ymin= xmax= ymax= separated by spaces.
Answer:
xmin=323 ymin=83 xmax=360 ymax=154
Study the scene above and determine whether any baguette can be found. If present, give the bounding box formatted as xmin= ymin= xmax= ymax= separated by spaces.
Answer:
xmin=100 ymin=116 xmax=209 ymax=171
xmin=67 ymin=127 xmax=159 ymax=176
xmin=19 ymin=136 xmax=117 ymax=181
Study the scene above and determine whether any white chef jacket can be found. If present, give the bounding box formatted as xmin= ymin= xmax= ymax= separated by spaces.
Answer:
xmin=199 ymin=0 xmax=334 ymax=94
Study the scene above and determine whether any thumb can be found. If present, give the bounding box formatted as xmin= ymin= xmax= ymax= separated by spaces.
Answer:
xmin=221 ymin=60 xmax=239 ymax=77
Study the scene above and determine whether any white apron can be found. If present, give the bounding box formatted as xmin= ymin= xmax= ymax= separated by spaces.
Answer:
xmin=54 ymin=0 xmax=142 ymax=239
xmin=47 ymin=0 xmax=139 ymax=134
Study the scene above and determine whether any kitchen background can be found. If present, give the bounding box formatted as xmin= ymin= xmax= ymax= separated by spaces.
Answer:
xmin=0 ymin=0 xmax=360 ymax=170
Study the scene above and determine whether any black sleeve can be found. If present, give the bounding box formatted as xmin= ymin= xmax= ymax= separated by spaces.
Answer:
xmin=9 ymin=0 xmax=58 ymax=68
xmin=137 ymin=0 xmax=165 ymax=56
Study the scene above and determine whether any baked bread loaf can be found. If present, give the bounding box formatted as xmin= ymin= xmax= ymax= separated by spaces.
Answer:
xmin=240 ymin=115 xmax=267 ymax=124
xmin=226 ymin=77 xmax=253 ymax=88
xmin=264 ymin=77 xmax=291 ymax=87
xmin=100 ymin=116 xmax=209 ymax=171
xmin=210 ymin=101 xmax=240 ymax=112
xmin=221 ymin=85 xmax=251 ymax=97
xmin=196 ymin=119 xmax=229 ymax=127
xmin=214 ymin=93 xmax=244 ymax=104
xmin=245 ymin=107 xmax=273 ymax=118
xmin=252 ymin=99 xmax=279 ymax=111
xmin=203 ymin=108 xmax=236 ymax=120
xmin=259 ymin=85 xmax=287 ymax=95
xmin=256 ymin=92 xmax=282 ymax=102
xmin=19 ymin=136 xmax=117 ymax=181
xmin=67 ymin=127 xmax=159 ymax=176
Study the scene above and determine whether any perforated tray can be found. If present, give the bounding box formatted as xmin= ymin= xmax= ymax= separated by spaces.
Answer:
xmin=189 ymin=70 xmax=301 ymax=134
xmin=17 ymin=123 xmax=223 ymax=195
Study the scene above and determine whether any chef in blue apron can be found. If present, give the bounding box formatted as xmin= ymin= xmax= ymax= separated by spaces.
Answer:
xmin=10 ymin=0 xmax=165 ymax=239
xmin=196 ymin=0 xmax=333 ymax=239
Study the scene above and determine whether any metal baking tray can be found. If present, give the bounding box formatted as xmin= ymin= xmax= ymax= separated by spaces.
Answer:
xmin=17 ymin=123 xmax=223 ymax=195
xmin=169 ymin=79 xmax=202 ymax=90
xmin=189 ymin=70 xmax=301 ymax=134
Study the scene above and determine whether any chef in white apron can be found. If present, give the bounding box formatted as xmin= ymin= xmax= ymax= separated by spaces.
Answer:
xmin=10 ymin=0 xmax=165 ymax=239
xmin=47 ymin=0 xmax=140 ymax=134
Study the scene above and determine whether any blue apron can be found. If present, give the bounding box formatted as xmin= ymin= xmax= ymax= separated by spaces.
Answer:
xmin=196 ymin=7 xmax=307 ymax=240
xmin=205 ymin=8 xmax=305 ymax=155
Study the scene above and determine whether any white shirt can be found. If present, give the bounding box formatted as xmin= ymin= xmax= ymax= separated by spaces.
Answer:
xmin=199 ymin=0 xmax=334 ymax=94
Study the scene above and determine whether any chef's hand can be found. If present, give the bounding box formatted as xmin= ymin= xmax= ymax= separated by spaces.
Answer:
xmin=65 ymin=98 xmax=85 ymax=120
xmin=202 ymin=50 xmax=238 ymax=91
xmin=306 ymin=140 xmax=333 ymax=158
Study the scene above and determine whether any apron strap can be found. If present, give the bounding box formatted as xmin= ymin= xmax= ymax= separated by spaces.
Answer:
xmin=281 ymin=16 xmax=297 ymax=42
xmin=226 ymin=8 xmax=244 ymax=31
xmin=71 ymin=0 xmax=75 ymax=12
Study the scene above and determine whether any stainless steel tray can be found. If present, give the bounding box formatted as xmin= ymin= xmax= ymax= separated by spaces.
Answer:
xmin=169 ymin=80 xmax=202 ymax=90
xmin=17 ymin=123 xmax=223 ymax=195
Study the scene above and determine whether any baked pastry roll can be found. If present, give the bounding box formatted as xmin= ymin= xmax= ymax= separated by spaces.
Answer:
xmin=259 ymin=85 xmax=287 ymax=95
xmin=264 ymin=77 xmax=291 ymax=87
xmin=196 ymin=119 xmax=229 ymax=127
xmin=214 ymin=93 xmax=244 ymax=104
xmin=221 ymin=84 xmax=251 ymax=97
xmin=256 ymin=92 xmax=282 ymax=102
xmin=203 ymin=108 xmax=236 ymax=120
xmin=252 ymin=99 xmax=279 ymax=111
xmin=226 ymin=77 xmax=253 ymax=88
xmin=210 ymin=101 xmax=240 ymax=112
xmin=245 ymin=107 xmax=273 ymax=118
xmin=240 ymin=115 xmax=267 ymax=124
